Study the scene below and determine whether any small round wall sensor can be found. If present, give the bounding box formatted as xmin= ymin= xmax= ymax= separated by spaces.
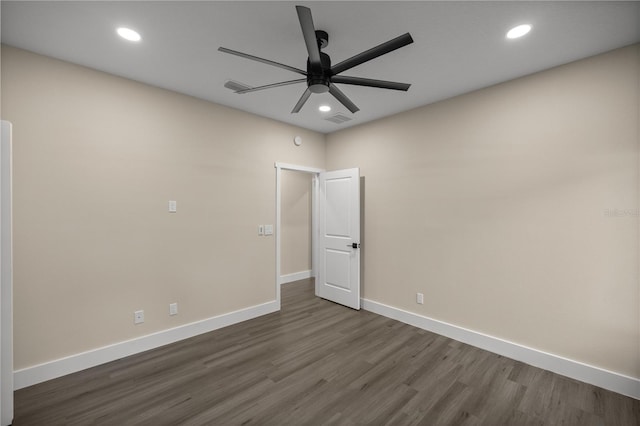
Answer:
xmin=294 ymin=136 xmax=302 ymax=146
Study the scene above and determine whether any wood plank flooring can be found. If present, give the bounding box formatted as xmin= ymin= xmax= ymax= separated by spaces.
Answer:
xmin=13 ymin=279 xmax=640 ymax=425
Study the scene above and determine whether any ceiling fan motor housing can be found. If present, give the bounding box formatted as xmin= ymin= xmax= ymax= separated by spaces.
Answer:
xmin=307 ymin=50 xmax=331 ymax=93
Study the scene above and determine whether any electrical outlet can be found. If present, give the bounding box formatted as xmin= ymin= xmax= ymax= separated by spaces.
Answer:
xmin=134 ymin=310 xmax=144 ymax=324
xmin=169 ymin=303 xmax=178 ymax=316
xmin=416 ymin=293 xmax=424 ymax=305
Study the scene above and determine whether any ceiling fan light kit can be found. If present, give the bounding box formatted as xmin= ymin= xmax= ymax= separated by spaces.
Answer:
xmin=219 ymin=5 xmax=414 ymax=114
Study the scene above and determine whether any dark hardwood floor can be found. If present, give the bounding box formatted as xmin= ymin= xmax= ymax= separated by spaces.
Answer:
xmin=13 ymin=279 xmax=639 ymax=425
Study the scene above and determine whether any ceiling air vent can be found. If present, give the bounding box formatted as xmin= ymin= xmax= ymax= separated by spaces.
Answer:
xmin=224 ymin=79 xmax=253 ymax=92
xmin=325 ymin=113 xmax=352 ymax=124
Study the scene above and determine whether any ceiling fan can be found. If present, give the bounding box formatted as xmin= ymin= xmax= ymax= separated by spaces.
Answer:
xmin=218 ymin=5 xmax=414 ymax=114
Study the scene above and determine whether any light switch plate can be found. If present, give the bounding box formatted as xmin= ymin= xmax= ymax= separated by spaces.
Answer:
xmin=258 ymin=225 xmax=264 ymax=236
xmin=264 ymin=224 xmax=273 ymax=235
xmin=168 ymin=200 xmax=177 ymax=213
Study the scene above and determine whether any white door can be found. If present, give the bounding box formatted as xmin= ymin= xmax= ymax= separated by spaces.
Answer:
xmin=317 ymin=168 xmax=360 ymax=310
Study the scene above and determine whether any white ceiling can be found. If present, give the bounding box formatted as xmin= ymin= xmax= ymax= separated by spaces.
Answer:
xmin=2 ymin=1 xmax=639 ymax=134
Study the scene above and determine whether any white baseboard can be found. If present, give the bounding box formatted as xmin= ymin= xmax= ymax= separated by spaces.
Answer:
xmin=361 ymin=298 xmax=640 ymax=400
xmin=14 ymin=295 xmax=639 ymax=400
xmin=279 ymin=270 xmax=312 ymax=285
xmin=14 ymin=300 xmax=279 ymax=390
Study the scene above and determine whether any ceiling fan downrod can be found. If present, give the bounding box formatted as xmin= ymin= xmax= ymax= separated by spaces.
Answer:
xmin=307 ymin=31 xmax=331 ymax=94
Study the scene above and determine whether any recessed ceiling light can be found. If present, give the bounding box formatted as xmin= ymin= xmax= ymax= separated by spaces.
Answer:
xmin=506 ymin=24 xmax=532 ymax=39
xmin=319 ymin=105 xmax=331 ymax=112
xmin=117 ymin=27 xmax=141 ymax=42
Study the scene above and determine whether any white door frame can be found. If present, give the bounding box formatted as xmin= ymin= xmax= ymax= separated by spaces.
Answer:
xmin=274 ymin=162 xmax=324 ymax=309
xmin=1 ymin=121 xmax=13 ymax=426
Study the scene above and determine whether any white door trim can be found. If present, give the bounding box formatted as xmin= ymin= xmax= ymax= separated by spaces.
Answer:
xmin=1 ymin=121 xmax=13 ymax=426
xmin=274 ymin=162 xmax=324 ymax=309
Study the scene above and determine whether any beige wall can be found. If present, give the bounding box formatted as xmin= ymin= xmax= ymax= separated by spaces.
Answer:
xmin=280 ymin=170 xmax=312 ymax=276
xmin=326 ymin=45 xmax=640 ymax=379
xmin=0 ymin=46 xmax=325 ymax=369
xmin=2 ymin=42 xmax=639 ymax=382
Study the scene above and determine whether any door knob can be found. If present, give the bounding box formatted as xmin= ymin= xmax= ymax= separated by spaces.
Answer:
xmin=346 ymin=243 xmax=360 ymax=249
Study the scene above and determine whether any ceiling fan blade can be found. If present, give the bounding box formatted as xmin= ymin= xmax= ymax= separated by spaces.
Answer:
xmin=329 ymin=83 xmax=360 ymax=113
xmin=330 ymin=33 xmax=414 ymax=75
xmin=235 ymin=79 xmax=306 ymax=94
xmin=218 ymin=47 xmax=306 ymax=76
xmin=331 ymin=76 xmax=411 ymax=91
xmin=296 ymin=6 xmax=322 ymax=69
xmin=292 ymin=88 xmax=312 ymax=113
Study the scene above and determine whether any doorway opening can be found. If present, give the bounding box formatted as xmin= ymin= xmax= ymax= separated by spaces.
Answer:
xmin=275 ymin=163 xmax=324 ymax=309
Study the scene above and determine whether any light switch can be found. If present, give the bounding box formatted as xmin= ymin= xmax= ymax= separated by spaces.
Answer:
xmin=258 ymin=225 xmax=264 ymax=236
xmin=264 ymin=224 xmax=273 ymax=235
xmin=168 ymin=200 xmax=177 ymax=213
